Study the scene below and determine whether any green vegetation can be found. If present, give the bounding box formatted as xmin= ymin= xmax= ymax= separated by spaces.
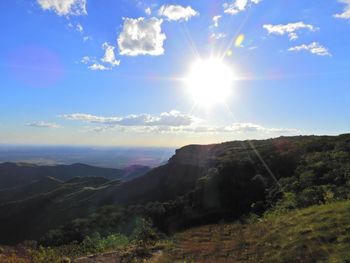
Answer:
xmin=131 ymin=218 xmax=159 ymax=257
xmin=3 ymin=197 xmax=350 ymax=262
xmin=1 ymin=134 xmax=350 ymax=262
xmin=0 ymin=233 xmax=129 ymax=263
xmin=158 ymin=200 xmax=350 ymax=263
xmin=32 ymin=233 xmax=129 ymax=263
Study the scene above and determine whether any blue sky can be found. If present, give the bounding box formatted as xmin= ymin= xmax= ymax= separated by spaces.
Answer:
xmin=0 ymin=0 xmax=349 ymax=147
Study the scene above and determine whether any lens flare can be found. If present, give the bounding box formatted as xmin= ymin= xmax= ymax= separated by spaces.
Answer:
xmin=235 ymin=34 xmax=245 ymax=47
xmin=7 ymin=46 xmax=64 ymax=88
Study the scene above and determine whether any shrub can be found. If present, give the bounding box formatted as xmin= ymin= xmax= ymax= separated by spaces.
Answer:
xmin=264 ymin=192 xmax=297 ymax=218
xmin=32 ymin=233 xmax=129 ymax=262
xmin=132 ymin=218 xmax=158 ymax=249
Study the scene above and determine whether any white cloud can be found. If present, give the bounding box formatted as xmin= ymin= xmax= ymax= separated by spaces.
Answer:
xmin=118 ymin=17 xmax=166 ymax=56
xmin=83 ymin=43 xmax=120 ymax=71
xmin=181 ymin=123 xmax=265 ymax=134
xmin=61 ymin=111 xmax=298 ymax=135
xmin=288 ymin=42 xmax=331 ymax=56
xmin=248 ymin=46 xmax=258 ymax=50
xmin=212 ymin=15 xmax=222 ymax=27
xmin=88 ymin=63 xmax=111 ymax=71
xmin=223 ymin=0 xmax=261 ymax=15
xmin=68 ymin=22 xmax=84 ymax=33
xmin=334 ymin=0 xmax=350 ymax=19
xmin=62 ymin=113 xmax=118 ymax=123
xmin=263 ymin=22 xmax=317 ymax=41
xmin=101 ymin=42 xmax=120 ymax=67
xmin=145 ymin=7 xmax=152 ymax=16
xmin=68 ymin=22 xmax=91 ymax=43
xmin=27 ymin=121 xmax=61 ymax=129
xmin=83 ymin=36 xmax=92 ymax=42
xmin=210 ymin=33 xmax=227 ymax=40
xmin=76 ymin=23 xmax=84 ymax=33
xmin=158 ymin=5 xmax=199 ymax=21
xmin=80 ymin=56 xmax=90 ymax=64
xmin=62 ymin=110 xmax=196 ymax=127
xmin=169 ymin=123 xmax=298 ymax=134
xmin=37 ymin=0 xmax=87 ymax=16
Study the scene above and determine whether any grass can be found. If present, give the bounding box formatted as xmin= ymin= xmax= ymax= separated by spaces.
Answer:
xmin=157 ymin=200 xmax=350 ymax=263
xmin=0 ymin=234 xmax=129 ymax=263
xmin=2 ymin=200 xmax=350 ymax=262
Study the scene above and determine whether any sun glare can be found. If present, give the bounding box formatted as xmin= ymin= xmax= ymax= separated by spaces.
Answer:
xmin=185 ymin=58 xmax=234 ymax=106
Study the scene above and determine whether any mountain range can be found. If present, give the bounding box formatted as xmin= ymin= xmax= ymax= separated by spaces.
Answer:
xmin=0 ymin=134 xmax=349 ymax=246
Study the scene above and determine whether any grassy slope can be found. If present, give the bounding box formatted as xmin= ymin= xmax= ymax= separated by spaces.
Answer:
xmin=1 ymin=200 xmax=350 ymax=262
xmin=159 ymin=200 xmax=350 ymax=263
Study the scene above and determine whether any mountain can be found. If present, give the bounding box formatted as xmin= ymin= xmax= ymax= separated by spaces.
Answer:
xmin=0 ymin=163 xmax=121 ymax=190
xmin=96 ymin=162 xmax=205 ymax=205
xmin=0 ymin=176 xmax=111 ymax=244
xmin=0 ymin=176 xmax=62 ymax=204
xmin=121 ymin=165 xmax=151 ymax=181
xmin=0 ymin=162 xmax=150 ymax=190
xmin=0 ymin=134 xmax=349 ymax=245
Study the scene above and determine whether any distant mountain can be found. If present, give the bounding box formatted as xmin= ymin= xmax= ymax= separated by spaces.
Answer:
xmin=0 ymin=162 xmax=150 ymax=190
xmin=0 ymin=176 xmax=62 ymax=204
xmin=0 ymin=146 xmax=174 ymax=169
xmin=0 ymin=163 xmax=120 ymax=190
xmin=0 ymin=176 xmax=111 ymax=244
xmin=120 ymin=165 xmax=152 ymax=182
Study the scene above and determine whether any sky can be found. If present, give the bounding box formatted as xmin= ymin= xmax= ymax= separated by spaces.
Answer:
xmin=0 ymin=0 xmax=349 ymax=147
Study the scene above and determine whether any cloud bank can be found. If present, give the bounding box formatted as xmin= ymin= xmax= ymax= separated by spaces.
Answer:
xmin=61 ymin=110 xmax=195 ymax=127
xmin=61 ymin=111 xmax=298 ymax=135
xmin=27 ymin=121 xmax=61 ymax=129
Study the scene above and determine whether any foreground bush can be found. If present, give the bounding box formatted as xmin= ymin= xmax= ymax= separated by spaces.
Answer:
xmin=32 ymin=233 xmax=129 ymax=263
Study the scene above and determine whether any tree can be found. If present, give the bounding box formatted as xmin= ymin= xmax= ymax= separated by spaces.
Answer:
xmin=132 ymin=218 xmax=158 ymax=251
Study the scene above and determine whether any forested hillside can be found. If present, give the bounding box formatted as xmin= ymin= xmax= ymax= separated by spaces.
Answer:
xmin=0 ymin=134 xmax=350 ymax=262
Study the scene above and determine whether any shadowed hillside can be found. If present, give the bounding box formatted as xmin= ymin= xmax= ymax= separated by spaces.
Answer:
xmin=0 ymin=162 xmax=119 ymax=189
xmin=2 ymin=200 xmax=350 ymax=262
xmin=0 ymin=134 xmax=349 ymax=247
xmin=0 ymin=176 xmax=63 ymax=204
xmin=0 ymin=163 xmax=150 ymax=190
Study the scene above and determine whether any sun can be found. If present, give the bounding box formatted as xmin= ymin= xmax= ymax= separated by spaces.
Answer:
xmin=185 ymin=58 xmax=235 ymax=106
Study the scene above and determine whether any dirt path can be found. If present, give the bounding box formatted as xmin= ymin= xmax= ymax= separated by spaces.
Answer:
xmin=74 ymin=252 xmax=121 ymax=263
xmin=74 ymin=249 xmax=164 ymax=263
